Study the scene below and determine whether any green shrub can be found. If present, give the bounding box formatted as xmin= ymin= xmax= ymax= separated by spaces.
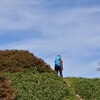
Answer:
xmin=71 ymin=78 xmax=100 ymax=100
xmin=5 ymin=71 xmax=72 ymax=100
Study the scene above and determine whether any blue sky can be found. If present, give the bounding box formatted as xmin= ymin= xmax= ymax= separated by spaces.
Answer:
xmin=0 ymin=0 xmax=100 ymax=78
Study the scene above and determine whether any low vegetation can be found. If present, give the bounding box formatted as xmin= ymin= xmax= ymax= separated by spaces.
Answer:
xmin=0 ymin=50 xmax=54 ymax=73
xmin=5 ymin=71 xmax=74 ymax=100
xmin=71 ymin=78 xmax=100 ymax=100
xmin=0 ymin=50 xmax=73 ymax=100
xmin=0 ymin=50 xmax=100 ymax=100
xmin=64 ymin=77 xmax=100 ymax=100
xmin=0 ymin=73 xmax=17 ymax=100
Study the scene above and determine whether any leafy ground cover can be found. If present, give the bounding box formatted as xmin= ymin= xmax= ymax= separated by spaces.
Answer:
xmin=0 ymin=73 xmax=17 ymax=100
xmin=0 ymin=50 xmax=54 ymax=73
xmin=0 ymin=50 xmax=74 ymax=100
xmin=1 ymin=50 xmax=100 ymax=100
xmin=64 ymin=77 xmax=100 ymax=100
xmin=5 ymin=71 xmax=74 ymax=100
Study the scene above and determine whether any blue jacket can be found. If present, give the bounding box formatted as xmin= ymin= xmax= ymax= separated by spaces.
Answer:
xmin=55 ymin=56 xmax=61 ymax=66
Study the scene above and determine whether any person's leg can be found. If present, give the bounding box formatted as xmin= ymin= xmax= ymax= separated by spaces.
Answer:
xmin=55 ymin=65 xmax=58 ymax=75
xmin=59 ymin=68 xmax=63 ymax=78
xmin=55 ymin=68 xmax=58 ymax=75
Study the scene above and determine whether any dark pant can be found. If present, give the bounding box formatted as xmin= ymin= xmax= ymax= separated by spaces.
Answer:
xmin=55 ymin=64 xmax=63 ymax=77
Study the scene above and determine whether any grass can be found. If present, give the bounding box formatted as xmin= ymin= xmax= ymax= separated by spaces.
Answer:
xmin=5 ymin=71 xmax=74 ymax=100
xmin=0 ymin=50 xmax=100 ymax=100
xmin=64 ymin=77 xmax=100 ymax=100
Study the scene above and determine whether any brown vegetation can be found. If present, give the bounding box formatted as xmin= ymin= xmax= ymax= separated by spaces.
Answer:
xmin=0 ymin=50 xmax=55 ymax=100
xmin=0 ymin=50 xmax=54 ymax=73
xmin=0 ymin=73 xmax=17 ymax=100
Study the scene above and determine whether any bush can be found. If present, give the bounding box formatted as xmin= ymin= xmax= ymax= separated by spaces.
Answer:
xmin=0 ymin=73 xmax=17 ymax=100
xmin=71 ymin=78 xmax=100 ymax=100
xmin=5 ymin=71 xmax=72 ymax=100
xmin=0 ymin=50 xmax=55 ymax=73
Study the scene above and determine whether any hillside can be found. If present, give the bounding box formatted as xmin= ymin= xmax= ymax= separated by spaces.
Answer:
xmin=0 ymin=50 xmax=54 ymax=73
xmin=0 ymin=50 xmax=100 ymax=100
xmin=0 ymin=50 xmax=73 ymax=100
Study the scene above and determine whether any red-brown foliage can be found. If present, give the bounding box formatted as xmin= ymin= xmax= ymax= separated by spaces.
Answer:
xmin=0 ymin=50 xmax=55 ymax=73
xmin=0 ymin=50 xmax=56 ymax=99
xmin=0 ymin=73 xmax=17 ymax=100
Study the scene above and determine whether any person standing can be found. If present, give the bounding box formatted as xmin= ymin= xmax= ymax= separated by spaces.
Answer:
xmin=55 ymin=54 xmax=63 ymax=77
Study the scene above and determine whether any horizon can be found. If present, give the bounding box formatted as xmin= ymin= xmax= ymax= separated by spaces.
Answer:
xmin=0 ymin=0 xmax=100 ymax=78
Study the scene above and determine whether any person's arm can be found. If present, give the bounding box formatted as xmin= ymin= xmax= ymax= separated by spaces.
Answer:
xmin=60 ymin=59 xmax=63 ymax=70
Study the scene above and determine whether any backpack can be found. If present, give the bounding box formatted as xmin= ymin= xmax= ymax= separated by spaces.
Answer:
xmin=55 ymin=56 xmax=61 ymax=66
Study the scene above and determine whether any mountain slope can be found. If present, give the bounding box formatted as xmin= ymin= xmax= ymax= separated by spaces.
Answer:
xmin=0 ymin=50 xmax=54 ymax=73
xmin=0 ymin=50 xmax=100 ymax=100
xmin=0 ymin=50 xmax=72 ymax=100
